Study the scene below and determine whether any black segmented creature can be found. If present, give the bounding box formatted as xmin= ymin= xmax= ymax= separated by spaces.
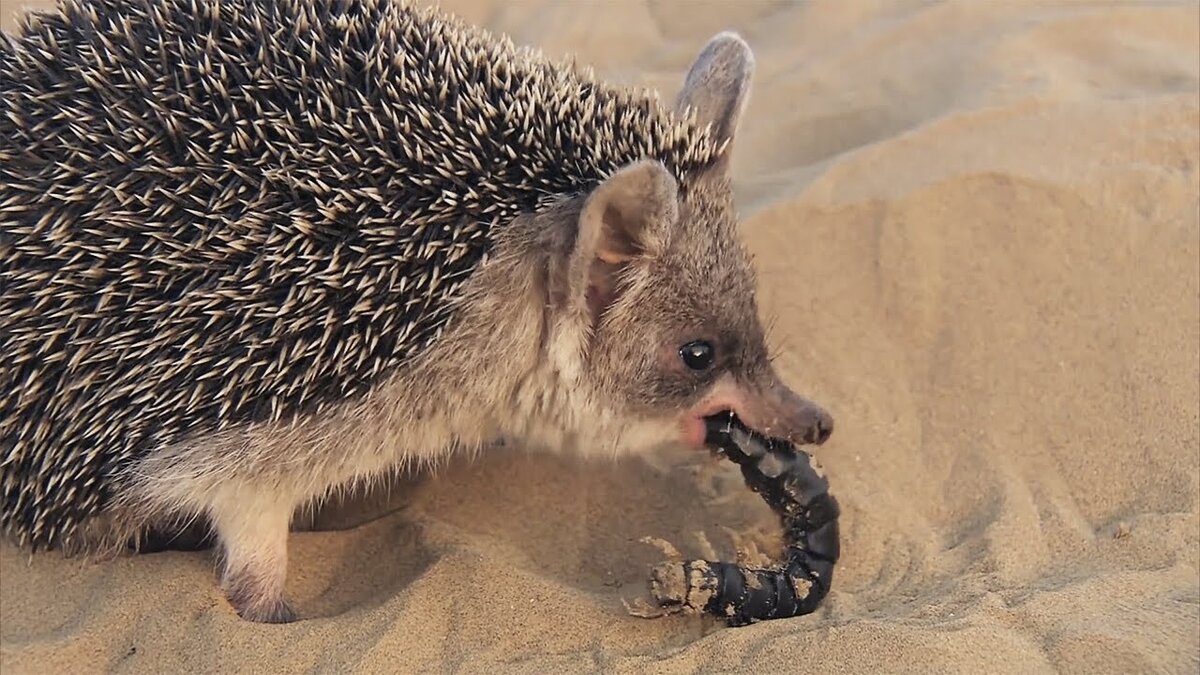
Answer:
xmin=646 ymin=412 xmax=840 ymax=626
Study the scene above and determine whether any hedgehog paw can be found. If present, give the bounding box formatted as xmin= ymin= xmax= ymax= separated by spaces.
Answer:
xmin=209 ymin=493 xmax=295 ymax=623
xmin=220 ymin=565 xmax=297 ymax=624
xmin=231 ymin=594 xmax=297 ymax=624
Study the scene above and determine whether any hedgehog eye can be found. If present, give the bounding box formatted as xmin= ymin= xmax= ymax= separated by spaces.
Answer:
xmin=679 ymin=340 xmax=715 ymax=371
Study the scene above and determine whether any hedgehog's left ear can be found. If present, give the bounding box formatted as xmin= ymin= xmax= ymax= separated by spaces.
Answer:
xmin=569 ymin=160 xmax=679 ymax=324
xmin=675 ymin=31 xmax=755 ymax=174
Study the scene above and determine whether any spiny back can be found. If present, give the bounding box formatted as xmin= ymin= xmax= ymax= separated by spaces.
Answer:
xmin=0 ymin=0 xmax=724 ymax=549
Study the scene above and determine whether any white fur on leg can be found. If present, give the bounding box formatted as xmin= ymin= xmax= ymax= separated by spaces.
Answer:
xmin=208 ymin=489 xmax=295 ymax=623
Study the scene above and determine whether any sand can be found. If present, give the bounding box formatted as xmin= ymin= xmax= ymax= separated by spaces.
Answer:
xmin=1 ymin=0 xmax=1197 ymax=672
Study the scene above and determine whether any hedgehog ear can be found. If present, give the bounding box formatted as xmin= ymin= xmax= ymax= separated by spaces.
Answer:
xmin=570 ymin=160 xmax=679 ymax=323
xmin=675 ymin=31 xmax=755 ymax=173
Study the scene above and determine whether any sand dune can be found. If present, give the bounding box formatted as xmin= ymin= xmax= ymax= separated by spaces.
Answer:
xmin=2 ymin=0 xmax=1198 ymax=673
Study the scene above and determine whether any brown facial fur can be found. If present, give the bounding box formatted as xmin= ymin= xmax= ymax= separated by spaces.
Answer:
xmin=559 ymin=166 xmax=834 ymax=453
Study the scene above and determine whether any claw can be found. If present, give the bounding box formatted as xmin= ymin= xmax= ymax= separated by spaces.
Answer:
xmin=693 ymin=530 xmax=718 ymax=561
xmin=622 ymin=595 xmax=682 ymax=620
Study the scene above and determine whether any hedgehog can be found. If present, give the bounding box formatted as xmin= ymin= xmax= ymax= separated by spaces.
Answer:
xmin=0 ymin=0 xmax=834 ymax=623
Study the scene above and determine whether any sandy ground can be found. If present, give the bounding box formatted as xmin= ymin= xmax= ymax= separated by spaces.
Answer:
xmin=2 ymin=0 xmax=1198 ymax=673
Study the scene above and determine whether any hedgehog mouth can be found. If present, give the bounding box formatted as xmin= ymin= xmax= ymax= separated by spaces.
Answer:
xmin=702 ymin=410 xmax=756 ymax=446
xmin=685 ymin=408 xmax=751 ymax=451
xmin=699 ymin=408 xmax=831 ymax=448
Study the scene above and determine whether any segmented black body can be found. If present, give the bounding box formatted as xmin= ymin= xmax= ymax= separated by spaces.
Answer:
xmin=648 ymin=414 xmax=840 ymax=626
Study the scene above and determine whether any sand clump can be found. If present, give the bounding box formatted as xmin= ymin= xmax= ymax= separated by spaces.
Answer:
xmin=2 ymin=0 xmax=1198 ymax=673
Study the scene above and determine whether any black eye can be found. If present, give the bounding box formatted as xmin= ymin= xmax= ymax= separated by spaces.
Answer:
xmin=679 ymin=340 xmax=715 ymax=371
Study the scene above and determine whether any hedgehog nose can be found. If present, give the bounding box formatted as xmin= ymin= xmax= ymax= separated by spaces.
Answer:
xmin=757 ymin=380 xmax=834 ymax=447
xmin=784 ymin=395 xmax=833 ymax=446
xmin=810 ymin=408 xmax=834 ymax=445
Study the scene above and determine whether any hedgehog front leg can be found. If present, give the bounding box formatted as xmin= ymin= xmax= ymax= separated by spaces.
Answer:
xmin=208 ymin=492 xmax=296 ymax=623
